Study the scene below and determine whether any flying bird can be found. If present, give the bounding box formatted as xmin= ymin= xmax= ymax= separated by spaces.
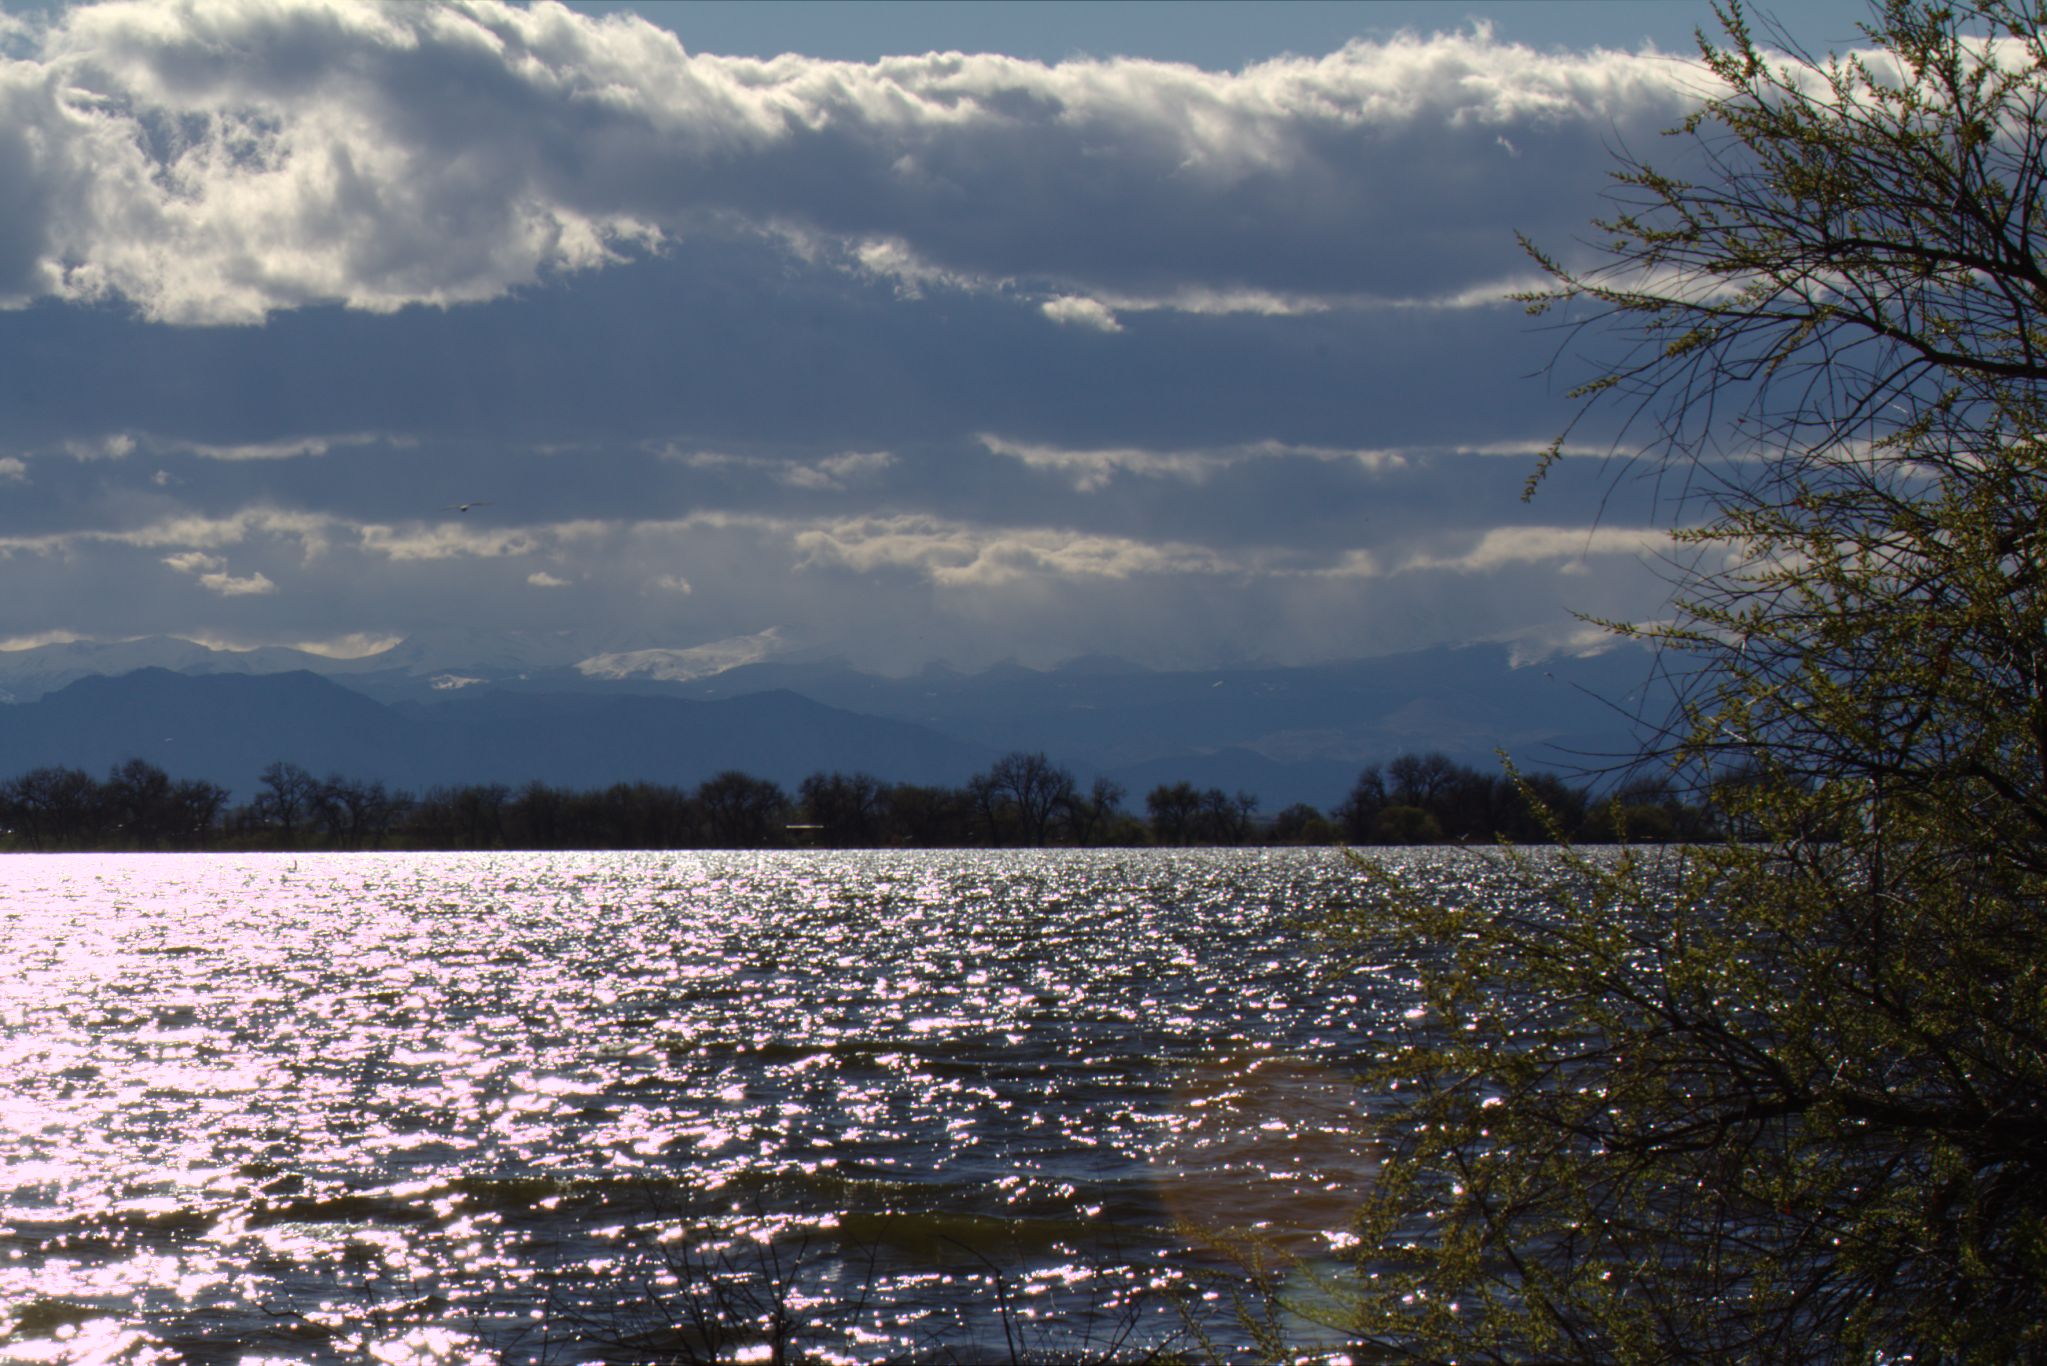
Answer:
xmin=445 ymin=501 xmax=493 ymax=513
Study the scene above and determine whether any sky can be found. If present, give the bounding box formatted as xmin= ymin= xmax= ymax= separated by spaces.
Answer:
xmin=0 ymin=0 xmax=1882 ymax=673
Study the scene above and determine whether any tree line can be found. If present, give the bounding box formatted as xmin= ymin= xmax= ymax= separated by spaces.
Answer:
xmin=0 ymin=749 xmax=1710 ymax=852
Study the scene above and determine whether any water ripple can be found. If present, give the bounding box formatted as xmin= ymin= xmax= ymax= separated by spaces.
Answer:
xmin=0 ymin=847 xmax=1428 ymax=1362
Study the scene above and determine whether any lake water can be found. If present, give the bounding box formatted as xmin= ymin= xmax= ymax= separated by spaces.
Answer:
xmin=0 ymin=847 xmax=1446 ymax=1363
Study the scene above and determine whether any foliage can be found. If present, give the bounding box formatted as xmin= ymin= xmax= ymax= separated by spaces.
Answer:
xmin=1331 ymin=3 xmax=2047 ymax=1360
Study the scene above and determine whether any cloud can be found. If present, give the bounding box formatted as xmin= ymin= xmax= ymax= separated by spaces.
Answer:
xmin=788 ymin=513 xmax=1242 ymax=585
xmin=162 ymin=549 xmax=276 ymax=596
xmin=37 ymin=429 xmax=403 ymax=464
xmin=664 ymin=446 xmax=896 ymax=490
xmin=0 ymin=506 xmax=619 ymax=574
xmin=357 ymin=518 xmax=606 ymax=562
xmin=0 ymin=507 xmax=332 ymax=560
xmin=577 ymin=626 xmax=791 ymax=681
xmin=0 ymin=479 xmax=1685 ymax=672
xmin=287 ymin=631 xmax=403 ymax=658
xmin=1041 ymin=296 xmax=1122 ymax=332
xmin=0 ymin=630 xmax=91 ymax=652
xmin=61 ymin=434 xmax=137 ymax=461
xmin=980 ymin=434 xmax=1404 ymax=491
xmin=0 ymin=457 xmax=25 ymax=482
xmin=0 ymin=0 xmax=1708 ymax=324
xmin=1494 ymin=618 xmax=1628 ymax=667
xmin=784 ymin=450 xmax=895 ymax=489
xmin=1451 ymin=439 xmax=1619 ymax=459
xmin=160 ymin=551 xmax=220 ymax=575
xmin=1400 ymin=525 xmax=1671 ymax=574
xmin=161 ymin=432 xmax=393 ymax=461
xmin=202 ymin=571 xmax=278 ymax=596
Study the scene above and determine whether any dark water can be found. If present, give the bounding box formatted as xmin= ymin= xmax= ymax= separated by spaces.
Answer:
xmin=0 ymin=848 xmax=1434 ymax=1363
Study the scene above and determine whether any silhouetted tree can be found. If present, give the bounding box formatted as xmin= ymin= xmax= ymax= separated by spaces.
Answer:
xmin=255 ymin=761 xmax=321 ymax=848
xmin=1487 ymin=769 xmax=1590 ymax=843
xmin=983 ymin=752 xmax=1077 ymax=847
xmin=314 ymin=774 xmax=408 ymax=850
xmin=964 ymin=772 xmax=1006 ymax=845
xmin=1386 ymin=752 xmax=1459 ymax=809
xmin=599 ymin=781 xmax=699 ymax=848
xmin=1271 ymin=802 xmax=1335 ymax=845
xmin=1191 ymin=787 xmax=1259 ymax=845
xmin=882 ymin=783 xmax=974 ymax=846
xmin=509 ymin=780 xmax=569 ymax=848
xmin=169 ymin=777 xmax=230 ymax=845
xmin=1334 ymin=766 xmax=1387 ymax=843
xmin=1061 ymin=776 xmax=1126 ymax=846
xmin=5 ymin=766 xmax=98 ymax=850
xmin=105 ymin=758 xmax=179 ymax=848
xmin=408 ymin=783 xmax=511 ymax=849
xmin=798 ymin=772 xmax=887 ymax=846
xmin=697 ymin=771 xmax=788 ymax=847
xmin=1371 ymin=803 xmax=1442 ymax=844
xmin=1145 ymin=781 xmax=1202 ymax=845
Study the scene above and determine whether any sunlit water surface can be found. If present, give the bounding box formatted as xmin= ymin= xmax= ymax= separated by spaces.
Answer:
xmin=0 ymin=848 xmax=1461 ymax=1363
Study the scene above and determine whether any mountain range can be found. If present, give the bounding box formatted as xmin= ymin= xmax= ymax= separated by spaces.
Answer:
xmin=0 ymin=632 xmax=1681 ymax=809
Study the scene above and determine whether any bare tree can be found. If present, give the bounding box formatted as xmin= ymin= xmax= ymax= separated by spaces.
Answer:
xmin=983 ymin=751 xmax=1077 ymax=847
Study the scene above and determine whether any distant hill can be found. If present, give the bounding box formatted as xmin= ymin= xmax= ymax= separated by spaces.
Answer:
xmin=0 ymin=635 xmax=1684 ymax=809
xmin=0 ymin=670 xmax=994 ymax=800
xmin=645 ymin=642 xmax=1677 ymax=784
xmin=0 ymin=636 xmax=344 ymax=703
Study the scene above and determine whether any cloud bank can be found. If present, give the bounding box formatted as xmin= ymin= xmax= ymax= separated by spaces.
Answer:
xmin=0 ymin=0 xmax=1742 ymax=670
xmin=0 ymin=0 xmax=1705 ymax=323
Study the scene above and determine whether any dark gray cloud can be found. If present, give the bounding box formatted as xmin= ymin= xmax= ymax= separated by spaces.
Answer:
xmin=1 ymin=1 xmax=1708 ymax=322
xmin=0 ymin=0 xmax=1756 ymax=668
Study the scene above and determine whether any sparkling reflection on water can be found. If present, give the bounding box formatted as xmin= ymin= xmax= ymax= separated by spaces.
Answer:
xmin=0 ymin=848 xmax=1421 ymax=1362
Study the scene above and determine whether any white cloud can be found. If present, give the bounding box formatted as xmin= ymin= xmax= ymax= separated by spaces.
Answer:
xmin=1313 ymin=549 xmax=1383 ymax=579
xmin=788 ymin=513 xmax=1244 ymax=585
xmin=162 ymin=432 xmax=391 ymax=461
xmin=0 ymin=0 xmax=1709 ymax=324
xmin=0 ymin=457 xmax=25 ymax=482
xmin=663 ymin=446 xmax=896 ymax=490
xmin=577 ymin=627 xmax=790 ymax=681
xmin=358 ymin=518 xmax=603 ymax=562
xmin=287 ymin=631 xmax=404 ymax=658
xmin=1052 ymin=276 xmax=1552 ymax=319
xmin=201 ymin=570 xmax=277 ymax=596
xmin=1041 ymin=296 xmax=1122 ymax=332
xmin=1451 ymin=439 xmax=1617 ymax=459
xmin=161 ymin=551 xmax=223 ymax=576
xmin=60 ymin=434 xmax=136 ymax=461
xmin=846 ymin=235 xmax=998 ymax=299
xmin=779 ymin=450 xmax=895 ymax=490
xmin=1495 ymin=618 xmax=1627 ymax=667
xmin=1400 ymin=525 xmax=1670 ymax=574
xmin=162 ymin=549 xmax=276 ymax=596
xmin=980 ymin=434 xmax=1403 ymax=490
xmin=0 ymin=505 xmax=605 ymax=571
xmin=0 ymin=487 xmax=1685 ymax=672
xmin=667 ymin=448 xmax=748 ymax=471
xmin=0 ymin=630 xmax=90 ymax=652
